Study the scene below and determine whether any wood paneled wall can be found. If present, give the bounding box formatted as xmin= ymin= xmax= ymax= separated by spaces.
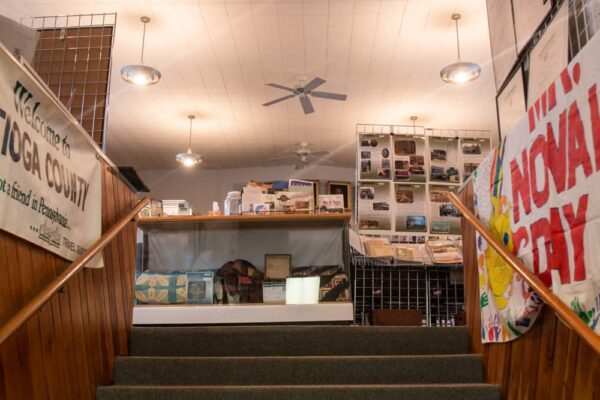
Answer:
xmin=461 ymin=183 xmax=600 ymax=400
xmin=0 ymin=162 xmax=138 ymax=400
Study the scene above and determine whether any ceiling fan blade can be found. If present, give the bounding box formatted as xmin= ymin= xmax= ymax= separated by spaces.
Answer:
xmin=263 ymin=94 xmax=295 ymax=107
xmin=266 ymin=83 xmax=295 ymax=92
xmin=309 ymin=151 xmax=330 ymax=157
xmin=264 ymin=157 xmax=298 ymax=167
xmin=310 ymin=91 xmax=347 ymax=101
xmin=303 ymin=77 xmax=326 ymax=92
xmin=299 ymin=95 xmax=314 ymax=114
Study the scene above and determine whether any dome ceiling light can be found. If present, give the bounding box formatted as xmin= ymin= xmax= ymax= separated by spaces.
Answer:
xmin=121 ymin=16 xmax=161 ymax=86
xmin=440 ymin=14 xmax=481 ymax=84
xmin=176 ymin=115 xmax=202 ymax=167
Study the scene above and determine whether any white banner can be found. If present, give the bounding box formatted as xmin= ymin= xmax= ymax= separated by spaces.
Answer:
xmin=473 ymin=32 xmax=600 ymax=342
xmin=0 ymin=45 xmax=102 ymax=264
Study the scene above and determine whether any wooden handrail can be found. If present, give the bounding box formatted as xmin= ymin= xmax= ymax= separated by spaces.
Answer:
xmin=449 ymin=192 xmax=600 ymax=355
xmin=0 ymin=196 xmax=150 ymax=346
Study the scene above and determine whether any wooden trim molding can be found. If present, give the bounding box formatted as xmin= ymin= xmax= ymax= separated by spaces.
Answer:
xmin=0 ymin=197 xmax=149 ymax=346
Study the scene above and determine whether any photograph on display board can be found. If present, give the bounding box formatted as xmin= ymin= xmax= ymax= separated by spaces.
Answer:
xmin=358 ymin=181 xmax=391 ymax=231
xmin=428 ymin=185 xmax=461 ymax=235
xmin=429 ymin=137 xmax=460 ymax=184
xmin=394 ymin=136 xmax=426 ymax=183
xmin=395 ymin=184 xmax=427 ymax=233
xmin=359 ymin=134 xmax=392 ymax=180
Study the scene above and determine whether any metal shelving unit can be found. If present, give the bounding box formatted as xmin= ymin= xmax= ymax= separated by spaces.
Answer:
xmin=351 ymin=250 xmax=465 ymax=327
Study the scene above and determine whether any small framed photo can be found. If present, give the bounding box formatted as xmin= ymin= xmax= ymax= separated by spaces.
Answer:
xmin=327 ymin=181 xmax=353 ymax=210
xmin=265 ymin=254 xmax=292 ymax=280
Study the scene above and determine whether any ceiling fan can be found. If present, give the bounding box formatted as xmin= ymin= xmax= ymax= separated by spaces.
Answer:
xmin=262 ymin=76 xmax=347 ymax=114
xmin=266 ymin=142 xmax=330 ymax=170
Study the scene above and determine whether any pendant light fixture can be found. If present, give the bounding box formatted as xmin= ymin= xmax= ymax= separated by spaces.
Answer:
xmin=176 ymin=115 xmax=202 ymax=167
xmin=440 ymin=14 xmax=481 ymax=84
xmin=121 ymin=16 xmax=161 ymax=86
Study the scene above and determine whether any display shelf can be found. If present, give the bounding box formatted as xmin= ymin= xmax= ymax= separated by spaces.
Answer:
xmin=138 ymin=213 xmax=352 ymax=224
xmin=133 ymin=302 xmax=354 ymax=325
xmin=427 ymin=182 xmax=461 ymax=187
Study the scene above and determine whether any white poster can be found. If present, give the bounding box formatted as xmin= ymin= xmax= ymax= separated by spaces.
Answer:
xmin=497 ymin=69 xmax=527 ymax=137
xmin=486 ymin=0 xmax=519 ymax=89
xmin=358 ymin=181 xmax=391 ymax=232
xmin=359 ymin=134 xmax=392 ymax=180
xmin=528 ymin=2 xmax=569 ymax=106
xmin=473 ymin=32 xmax=600 ymax=342
xmin=0 ymin=45 xmax=102 ymax=263
xmin=395 ymin=183 xmax=426 ymax=233
xmin=513 ymin=0 xmax=552 ymax=52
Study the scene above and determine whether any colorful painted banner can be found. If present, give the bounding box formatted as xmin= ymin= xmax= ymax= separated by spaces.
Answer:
xmin=473 ymin=32 xmax=600 ymax=342
xmin=0 ymin=43 xmax=102 ymax=264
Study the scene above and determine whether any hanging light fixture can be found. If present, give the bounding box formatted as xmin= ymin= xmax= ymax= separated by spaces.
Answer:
xmin=440 ymin=14 xmax=481 ymax=84
xmin=121 ymin=16 xmax=161 ymax=86
xmin=176 ymin=115 xmax=202 ymax=167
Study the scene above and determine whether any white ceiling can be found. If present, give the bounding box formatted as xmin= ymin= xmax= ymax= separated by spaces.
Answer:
xmin=0 ymin=0 xmax=498 ymax=170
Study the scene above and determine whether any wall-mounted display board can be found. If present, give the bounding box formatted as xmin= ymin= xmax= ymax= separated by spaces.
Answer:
xmin=358 ymin=134 xmax=392 ymax=180
xmin=428 ymin=185 xmax=461 ymax=235
xmin=429 ymin=136 xmax=460 ymax=184
xmin=486 ymin=0 xmax=519 ymax=90
xmin=356 ymin=124 xmax=492 ymax=237
xmin=394 ymin=135 xmax=426 ymax=183
xmin=357 ymin=181 xmax=391 ymax=233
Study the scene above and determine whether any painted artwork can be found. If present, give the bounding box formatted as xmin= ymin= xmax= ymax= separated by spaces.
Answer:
xmin=472 ymin=33 xmax=600 ymax=342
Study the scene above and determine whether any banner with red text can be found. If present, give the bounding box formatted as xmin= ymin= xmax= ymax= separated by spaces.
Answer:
xmin=0 ymin=44 xmax=102 ymax=264
xmin=473 ymin=32 xmax=600 ymax=342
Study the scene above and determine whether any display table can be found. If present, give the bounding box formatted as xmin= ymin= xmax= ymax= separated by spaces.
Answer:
xmin=134 ymin=213 xmax=353 ymax=325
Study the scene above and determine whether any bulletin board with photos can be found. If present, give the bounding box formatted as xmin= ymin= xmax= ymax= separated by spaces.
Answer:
xmin=356 ymin=124 xmax=492 ymax=237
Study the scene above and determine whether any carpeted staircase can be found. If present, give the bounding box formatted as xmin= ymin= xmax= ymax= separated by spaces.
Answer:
xmin=96 ymin=326 xmax=500 ymax=400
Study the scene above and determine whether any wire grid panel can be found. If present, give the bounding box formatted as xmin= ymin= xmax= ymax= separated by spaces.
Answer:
xmin=351 ymin=251 xmax=465 ymax=326
xmin=28 ymin=13 xmax=116 ymax=148
xmin=352 ymin=262 xmax=429 ymax=326
xmin=427 ymin=266 xmax=465 ymax=327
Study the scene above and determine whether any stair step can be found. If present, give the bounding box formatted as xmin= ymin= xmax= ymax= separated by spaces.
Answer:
xmin=97 ymin=383 xmax=500 ymax=400
xmin=130 ymin=326 xmax=469 ymax=356
xmin=114 ymin=355 xmax=483 ymax=386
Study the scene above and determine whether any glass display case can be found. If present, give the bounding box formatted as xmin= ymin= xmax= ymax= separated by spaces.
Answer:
xmin=133 ymin=213 xmax=353 ymax=324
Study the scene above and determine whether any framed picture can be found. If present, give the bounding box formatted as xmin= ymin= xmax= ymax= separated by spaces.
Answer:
xmin=327 ymin=181 xmax=353 ymax=210
xmin=265 ymin=254 xmax=292 ymax=280
xmin=304 ymin=179 xmax=320 ymax=207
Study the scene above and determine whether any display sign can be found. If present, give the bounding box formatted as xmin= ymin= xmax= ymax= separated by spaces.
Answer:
xmin=473 ymin=32 xmax=600 ymax=342
xmin=0 ymin=44 xmax=102 ymax=264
